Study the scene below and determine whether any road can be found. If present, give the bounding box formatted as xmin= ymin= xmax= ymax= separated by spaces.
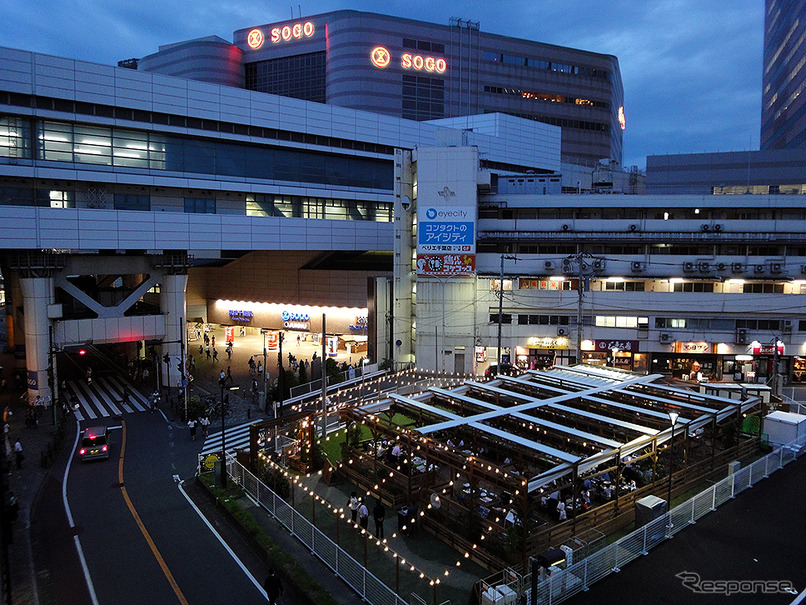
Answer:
xmin=54 ymin=395 xmax=267 ymax=604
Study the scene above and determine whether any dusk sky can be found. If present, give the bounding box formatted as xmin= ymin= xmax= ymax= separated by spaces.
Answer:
xmin=2 ymin=0 xmax=764 ymax=169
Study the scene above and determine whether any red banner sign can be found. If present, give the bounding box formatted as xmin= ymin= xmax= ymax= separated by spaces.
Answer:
xmin=416 ymin=254 xmax=475 ymax=277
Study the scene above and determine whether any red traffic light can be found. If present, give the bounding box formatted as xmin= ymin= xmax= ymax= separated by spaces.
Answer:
xmin=78 ymin=349 xmax=86 ymax=356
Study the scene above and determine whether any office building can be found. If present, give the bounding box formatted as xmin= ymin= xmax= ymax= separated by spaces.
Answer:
xmin=762 ymin=0 xmax=806 ymax=149
xmin=137 ymin=10 xmax=625 ymax=166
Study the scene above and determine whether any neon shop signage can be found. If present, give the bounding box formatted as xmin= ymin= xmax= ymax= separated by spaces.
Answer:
xmin=371 ymin=46 xmax=447 ymax=73
xmin=247 ymin=21 xmax=315 ymax=49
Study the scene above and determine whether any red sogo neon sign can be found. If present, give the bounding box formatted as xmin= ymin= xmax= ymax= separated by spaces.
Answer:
xmin=270 ymin=21 xmax=315 ymax=43
xmin=371 ymin=47 xmax=447 ymax=73
xmin=402 ymin=53 xmax=447 ymax=73
xmin=246 ymin=21 xmax=315 ymax=49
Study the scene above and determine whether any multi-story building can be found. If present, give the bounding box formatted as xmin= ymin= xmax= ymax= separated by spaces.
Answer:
xmin=389 ymin=147 xmax=806 ymax=387
xmin=762 ymin=0 xmax=806 ymax=150
xmin=0 ymin=45 xmax=559 ymax=403
xmin=136 ymin=10 xmax=625 ymax=166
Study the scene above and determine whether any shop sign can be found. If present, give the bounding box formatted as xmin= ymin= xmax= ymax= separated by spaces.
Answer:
xmin=416 ymin=253 xmax=475 ymax=277
xmin=350 ymin=316 xmax=368 ymax=330
xmin=27 ymin=370 xmax=38 ymax=390
xmin=417 ymin=205 xmax=475 ymax=253
xmin=284 ymin=321 xmax=309 ymax=330
xmin=326 ymin=335 xmax=339 ymax=357
xmin=266 ymin=331 xmax=279 ymax=351
xmin=613 ymin=356 xmax=631 ymax=366
xmin=370 ymin=46 xmax=447 ymax=73
xmin=753 ymin=344 xmax=785 ymax=355
xmin=674 ymin=341 xmax=710 ymax=354
xmin=228 ymin=309 xmax=253 ymax=322
xmin=594 ymin=339 xmax=639 ymax=352
xmin=526 ymin=336 xmax=569 ymax=350
xmin=475 ymin=346 xmax=487 ymax=362
xmin=281 ymin=310 xmax=310 ymax=321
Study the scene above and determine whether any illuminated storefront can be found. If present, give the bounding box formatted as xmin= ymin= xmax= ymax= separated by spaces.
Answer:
xmin=209 ymin=300 xmax=368 ymax=337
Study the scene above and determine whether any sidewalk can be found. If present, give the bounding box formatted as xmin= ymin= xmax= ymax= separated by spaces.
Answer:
xmin=2 ymin=351 xmax=76 ymax=605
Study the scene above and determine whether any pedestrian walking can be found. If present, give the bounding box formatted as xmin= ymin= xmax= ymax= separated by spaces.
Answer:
xmin=86 ymin=366 xmax=93 ymax=385
xmin=257 ymin=360 xmax=263 ymax=375
xmin=358 ymin=499 xmax=369 ymax=530
xmin=373 ymin=499 xmax=386 ymax=539
xmin=188 ymin=418 xmax=197 ymax=441
xmin=226 ymin=346 xmax=232 ymax=360
xmin=348 ymin=492 xmax=360 ymax=522
xmin=205 ymin=345 xmax=211 ymax=360
xmin=13 ymin=439 xmax=23 ymax=469
xmin=219 ymin=370 xmax=226 ymax=384
xmin=213 ymin=348 xmax=219 ymax=362
xmin=3 ymin=405 xmax=12 ymax=423
xmin=225 ymin=366 xmax=233 ymax=384
xmin=199 ymin=415 xmax=210 ymax=437
xmin=264 ymin=569 xmax=283 ymax=605
xmin=211 ymin=335 xmax=216 ymax=348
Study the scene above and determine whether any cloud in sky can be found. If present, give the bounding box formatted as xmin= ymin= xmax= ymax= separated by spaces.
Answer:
xmin=1 ymin=0 xmax=763 ymax=168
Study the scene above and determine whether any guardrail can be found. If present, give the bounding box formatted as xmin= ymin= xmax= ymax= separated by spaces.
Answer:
xmin=224 ymin=456 xmax=424 ymax=605
xmin=531 ymin=433 xmax=805 ymax=604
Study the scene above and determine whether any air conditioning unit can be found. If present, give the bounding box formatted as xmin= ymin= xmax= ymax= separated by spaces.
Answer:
xmin=782 ymin=319 xmax=793 ymax=333
xmin=557 ymin=327 xmax=568 ymax=337
xmin=732 ymin=262 xmax=744 ymax=273
xmin=698 ymin=261 xmax=710 ymax=273
xmin=561 ymin=224 xmax=570 ymax=231
xmin=659 ymin=333 xmax=672 ymax=344
xmin=801 ymin=265 xmax=806 ymax=274
xmin=683 ymin=262 xmax=695 ymax=272
xmin=735 ymin=328 xmax=748 ymax=345
xmin=754 ymin=264 xmax=765 ymax=274
xmin=713 ymin=224 xmax=722 ymax=232
xmin=701 ymin=224 xmax=710 ymax=232
xmin=544 ymin=260 xmax=555 ymax=271
xmin=593 ymin=259 xmax=606 ymax=271
xmin=770 ymin=262 xmax=783 ymax=274
xmin=562 ymin=260 xmax=573 ymax=273
xmin=631 ymin=261 xmax=645 ymax=272
xmin=628 ymin=224 xmax=638 ymax=232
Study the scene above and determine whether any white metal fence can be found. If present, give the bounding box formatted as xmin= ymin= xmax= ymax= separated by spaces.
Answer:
xmin=532 ymin=433 xmax=806 ymax=604
xmin=224 ymin=456 xmax=415 ymax=605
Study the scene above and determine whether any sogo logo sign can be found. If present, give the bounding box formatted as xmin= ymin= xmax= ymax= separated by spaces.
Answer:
xmin=246 ymin=21 xmax=315 ymax=49
xmin=371 ymin=47 xmax=447 ymax=73
xmin=281 ymin=310 xmax=310 ymax=322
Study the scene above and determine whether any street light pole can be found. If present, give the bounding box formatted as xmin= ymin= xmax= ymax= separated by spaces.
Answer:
xmin=667 ymin=411 xmax=679 ymax=511
xmin=220 ymin=380 xmax=227 ymax=489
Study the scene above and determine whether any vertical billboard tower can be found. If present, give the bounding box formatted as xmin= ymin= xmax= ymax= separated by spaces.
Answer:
xmin=393 ymin=146 xmax=479 ymax=371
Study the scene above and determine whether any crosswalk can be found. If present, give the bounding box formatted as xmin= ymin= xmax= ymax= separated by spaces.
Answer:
xmin=66 ymin=376 xmax=151 ymax=422
xmin=200 ymin=421 xmax=261 ymax=456
xmin=199 ymin=416 xmax=343 ymax=456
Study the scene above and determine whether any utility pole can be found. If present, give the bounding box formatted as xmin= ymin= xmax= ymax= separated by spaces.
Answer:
xmin=576 ymin=255 xmax=584 ymax=366
xmin=497 ymin=254 xmax=517 ymax=368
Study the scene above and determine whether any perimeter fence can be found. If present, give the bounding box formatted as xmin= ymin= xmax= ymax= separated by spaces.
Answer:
xmin=531 ymin=432 xmax=806 ymax=604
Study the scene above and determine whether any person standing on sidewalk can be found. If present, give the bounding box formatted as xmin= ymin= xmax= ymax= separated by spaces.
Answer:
xmin=188 ymin=418 xmax=197 ymax=441
xmin=348 ymin=492 xmax=360 ymax=523
xmin=264 ymin=569 xmax=283 ymax=605
xmin=358 ymin=498 xmax=369 ymax=530
xmin=373 ymin=499 xmax=386 ymax=539
xmin=13 ymin=439 xmax=24 ymax=469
